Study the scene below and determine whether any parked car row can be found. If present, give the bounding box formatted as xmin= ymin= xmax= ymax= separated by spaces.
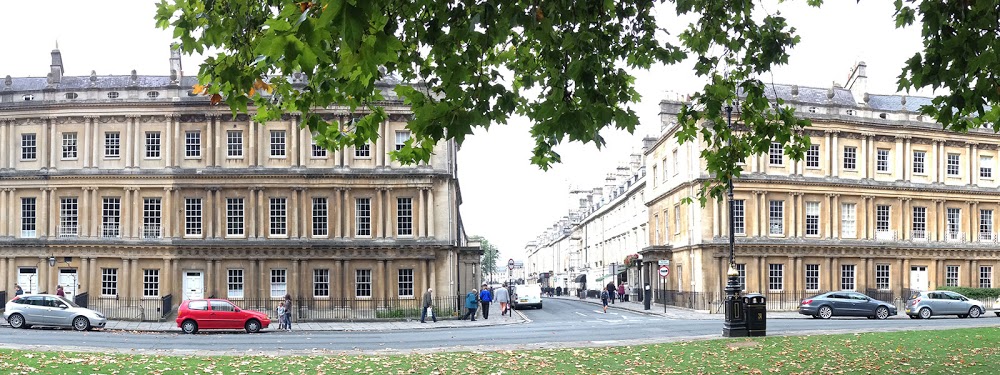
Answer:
xmin=3 ymin=294 xmax=107 ymax=331
xmin=799 ymin=290 xmax=996 ymax=320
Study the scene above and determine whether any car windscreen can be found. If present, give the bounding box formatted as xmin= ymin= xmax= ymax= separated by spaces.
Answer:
xmin=55 ymin=296 xmax=80 ymax=308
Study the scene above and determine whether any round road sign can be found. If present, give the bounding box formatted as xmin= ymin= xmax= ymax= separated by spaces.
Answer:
xmin=508 ymin=258 xmax=515 ymax=270
xmin=658 ymin=265 xmax=670 ymax=278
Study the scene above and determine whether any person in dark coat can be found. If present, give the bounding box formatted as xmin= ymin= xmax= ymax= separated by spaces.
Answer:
xmin=14 ymin=284 xmax=23 ymax=296
xmin=479 ymin=284 xmax=493 ymax=320
xmin=606 ymin=282 xmax=616 ymax=304
xmin=283 ymin=294 xmax=293 ymax=331
xmin=420 ymin=288 xmax=437 ymax=323
xmin=461 ymin=289 xmax=479 ymax=321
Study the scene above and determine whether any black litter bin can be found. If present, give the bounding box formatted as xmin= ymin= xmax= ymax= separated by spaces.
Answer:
xmin=744 ymin=293 xmax=766 ymax=337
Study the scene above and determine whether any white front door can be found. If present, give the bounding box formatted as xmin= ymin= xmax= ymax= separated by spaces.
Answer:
xmin=58 ymin=269 xmax=78 ymax=299
xmin=17 ymin=267 xmax=38 ymax=294
xmin=910 ymin=266 xmax=928 ymax=291
xmin=183 ymin=271 xmax=204 ymax=301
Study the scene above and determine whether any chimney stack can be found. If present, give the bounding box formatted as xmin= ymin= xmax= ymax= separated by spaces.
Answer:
xmin=50 ymin=44 xmax=64 ymax=84
xmin=169 ymin=44 xmax=183 ymax=84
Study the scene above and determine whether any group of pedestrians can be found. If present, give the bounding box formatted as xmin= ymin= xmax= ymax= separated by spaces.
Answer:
xmin=460 ymin=283 xmax=512 ymax=321
xmin=274 ymin=294 xmax=293 ymax=331
xmin=601 ymin=281 xmax=629 ymax=313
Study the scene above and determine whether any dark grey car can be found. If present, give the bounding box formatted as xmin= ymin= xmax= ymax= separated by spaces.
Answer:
xmin=798 ymin=291 xmax=897 ymax=319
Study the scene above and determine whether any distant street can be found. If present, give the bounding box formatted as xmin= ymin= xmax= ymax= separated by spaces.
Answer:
xmin=1 ymin=298 xmax=998 ymax=354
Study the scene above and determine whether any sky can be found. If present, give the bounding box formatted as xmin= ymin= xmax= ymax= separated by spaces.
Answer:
xmin=0 ymin=1 xmax=927 ymax=266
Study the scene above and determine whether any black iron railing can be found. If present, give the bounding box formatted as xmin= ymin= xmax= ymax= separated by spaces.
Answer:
xmin=75 ymin=292 xmax=89 ymax=308
xmin=0 ymin=291 xmax=6 ymax=312
xmin=88 ymin=295 xmax=175 ymax=321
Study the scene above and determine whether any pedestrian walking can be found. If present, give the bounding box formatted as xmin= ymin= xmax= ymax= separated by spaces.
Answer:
xmin=56 ymin=285 xmax=65 ymax=297
xmin=461 ymin=289 xmax=479 ymax=321
xmin=283 ymin=294 xmax=293 ymax=331
xmin=479 ymin=283 xmax=493 ymax=320
xmin=617 ymin=283 xmax=626 ymax=303
xmin=14 ymin=284 xmax=23 ymax=296
xmin=606 ymin=282 xmax=616 ymax=304
xmin=601 ymin=289 xmax=610 ymax=313
xmin=495 ymin=282 xmax=511 ymax=316
xmin=420 ymin=288 xmax=437 ymax=323
xmin=276 ymin=302 xmax=287 ymax=330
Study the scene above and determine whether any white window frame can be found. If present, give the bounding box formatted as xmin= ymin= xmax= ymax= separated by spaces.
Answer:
xmin=355 ymin=143 xmax=371 ymax=158
xmin=732 ymin=199 xmax=745 ymax=235
xmin=876 ymin=205 xmax=891 ymax=232
xmin=355 ymin=197 xmax=372 ymax=237
xmin=227 ymin=198 xmax=245 ymax=236
xmin=398 ymin=268 xmax=414 ymax=297
xmin=185 ymin=130 xmax=201 ymax=158
xmin=313 ymin=269 xmax=330 ymax=297
xmin=913 ymin=151 xmax=926 ymax=174
xmin=840 ymin=264 xmax=856 ymax=291
xmin=101 ymin=268 xmax=118 ymax=296
xmin=143 ymin=198 xmax=162 ymax=239
xmin=805 ymin=264 xmax=820 ymax=291
xmin=61 ymin=132 xmax=78 ymax=160
xmin=806 ymin=145 xmax=820 ymax=168
xmin=735 ymin=263 xmax=746 ymax=291
xmin=981 ymin=155 xmax=994 ymax=178
xmin=269 ymin=197 xmax=287 ymax=236
xmin=143 ymin=269 xmax=160 ymax=297
xmin=104 ymin=132 xmax=120 ymax=159
xmin=21 ymin=133 xmax=37 ymax=161
xmin=397 ymin=197 xmax=413 ymax=237
xmin=102 ymin=197 xmax=121 ymax=238
xmin=876 ymin=264 xmax=891 ymax=290
xmin=768 ymin=263 xmax=784 ymax=291
xmin=21 ymin=197 xmax=36 ymax=238
xmin=805 ymin=201 xmax=820 ymax=236
xmin=145 ymin=131 xmax=161 ymax=159
xmin=946 ymin=207 xmax=962 ymax=239
xmin=841 ymin=203 xmax=857 ymax=238
xmin=312 ymin=197 xmax=328 ymax=237
xmin=769 ymin=142 xmax=783 ymax=166
xmin=876 ymin=148 xmax=890 ymax=172
xmin=311 ymin=136 xmax=327 ymax=158
xmin=59 ymin=197 xmax=78 ymax=237
xmin=768 ymin=200 xmax=784 ymax=235
xmin=947 ymin=153 xmax=960 ymax=176
xmin=945 ymin=265 xmax=960 ymax=287
xmin=395 ymin=130 xmax=411 ymax=152
xmin=842 ymin=146 xmax=856 ymax=170
xmin=912 ymin=206 xmax=927 ymax=239
xmin=270 ymin=269 xmax=287 ymax=298
xmin=355 ymin=269 xmax=372 ymax=298
xmin=270 ymin=130 xmax=286 ymax=157
xmin=227 ymin=130 xmax=244 ymax=158
xmin=185 ymin=198 xmax=202 ymax=236
xmin=980 ymin=266 xmax=993 ymax=288
xmin=980 ymin=209 xmax=993 ymax=240
xmin=228 ymin=269 xmax=244 ymax=299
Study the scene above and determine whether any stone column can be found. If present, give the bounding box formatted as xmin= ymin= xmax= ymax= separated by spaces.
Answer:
xmin=376 ymin=260 xmax=385 ymax=301
xmin=205 ymin=259 xmax=214 ymax=298
xmin=290 ymin=188 xmax=300 ymax=238
xmin=385 ymin=259 xmax=394 ymax=307
xmin=971 ymin=260 xmax=980 ymax=287
xmin=902 ymin=258 xmax=911 ymax=289
xmin=970 ymin=142 xmax=978 ymax=186
xmin=120 ymin=259 xmax=130 ymax=298
xmin=0 ymin=258 xmax=7 ymax=293
xmin=426 ymin=188 xmax=435 ymax=238
xmin=859 ymin=258 xmax=869 ymax=290
xmin=215 ymin=187 xmax=224 ymax=238
xmin=333 ymin=188 xmax=343 ymax=239
xmin=290 ymin=116 xmax=300 ymax=167
xmin=290 ymin=259 xmax=300 ymax=301
xmin=45 ymin=117 xmax=54 ymax=170
xmin=132 ymin=257 xmax=141 ymax=298
xmin=88 ymin=116 xmax=101 ymax=168
xmin=162 ymin=258 xmax=172 ymax=299
xmin=970 ymin=201 xmax=979 ymax=242
xmin=345 ymin=188 xmax=354 ymax=239
xmin=215 ymin=260 xmax=222 ymax=298
xmin=341 ymin=259 xmax=350 ymax=303
xmin=373 ymin=188 xmax=383 ymax=239
xmin=89 ymin=258 xmax=98 ymax=297
xmin=163 ymin=187 xmax=174 ymax=239
xmin=0 ymin=117 xmax=8 ymax=169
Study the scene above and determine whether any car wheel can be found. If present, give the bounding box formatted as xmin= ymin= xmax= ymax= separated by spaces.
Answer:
xmin=875 ymin=306 xmax=890 ymax=320
xmin=72 ymin=316 xmax=90 ymax=331
xmin=7 ymin=314 xmax=25 ymax=329
xmin=918 ymin=307 xmax=932 ymax=319
xmin=968 ymin=306 xmax=982 ymax=318
xmin=181 ymin=320 xmax=198 ymax=334
xmin=245 ymin=319 xmax=261 ymax=333
xmin=818 ymin=305 xmax=833 ymax=319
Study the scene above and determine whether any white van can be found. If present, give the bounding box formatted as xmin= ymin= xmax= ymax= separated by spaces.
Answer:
xmin=512 ymin=284 xmax=542 ymax=310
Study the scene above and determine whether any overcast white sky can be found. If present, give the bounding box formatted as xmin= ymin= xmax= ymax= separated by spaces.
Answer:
xmin=0 ymin=1 xmax=928 ymax=265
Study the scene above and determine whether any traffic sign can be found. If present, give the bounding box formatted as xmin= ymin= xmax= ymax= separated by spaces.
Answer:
xmin=508 ymin=258 xmax=515 ymax=270
xmin=658 ymin=265 xmax=670 ymax=278
xmin=658 ymin=260 xmax=670 ymax=266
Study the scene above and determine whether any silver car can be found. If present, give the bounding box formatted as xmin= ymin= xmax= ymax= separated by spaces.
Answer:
xmin=4 ymin=294 xmax=107 ymax=331
xmin=904 ymin=291 xmax=987 ymax=319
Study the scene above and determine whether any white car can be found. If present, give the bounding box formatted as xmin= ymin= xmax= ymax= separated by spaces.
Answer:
xmin=995 ymin=296 xmax=1000 ymax=317
xmin=512 ymin=284 xmax=542 ymax=310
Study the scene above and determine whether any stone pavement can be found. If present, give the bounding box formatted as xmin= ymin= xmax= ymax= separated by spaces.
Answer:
xmin=1 ymin=300 xmax=527 ymax=332
xmin=547 ymin=295 xmax=841 ymax=320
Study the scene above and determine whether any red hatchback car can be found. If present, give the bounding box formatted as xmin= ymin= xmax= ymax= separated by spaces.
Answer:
xmin=176 ymin=299 xmax=270 ymax=334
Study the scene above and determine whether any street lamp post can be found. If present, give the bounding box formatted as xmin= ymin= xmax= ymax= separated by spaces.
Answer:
xmin=722 ymin=102 xmax=748 ymax=337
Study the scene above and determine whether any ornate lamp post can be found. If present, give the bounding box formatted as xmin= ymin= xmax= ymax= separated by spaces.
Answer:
xmin=722 ymin=102 xmax=748 ymax=337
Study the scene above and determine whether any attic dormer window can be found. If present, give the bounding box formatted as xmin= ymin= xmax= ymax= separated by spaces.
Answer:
xmin=65 ymin=93 xmax=78 ymax=100
xmin=846 ymin=109 xmax=855 ymax=116
xmin=146 ymin=91 xmax=160 ymax=99
xmin=22 ymin=94 xmax=34 ymax=101
xmin=808 ymin=107 xmax=816 ymax=113
xmin=107 ymin=91 xmax=120 ymax=99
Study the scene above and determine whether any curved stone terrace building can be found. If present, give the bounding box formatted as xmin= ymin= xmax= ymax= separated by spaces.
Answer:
xmin=643 ymin=63 xmax=999 ymax=310
xmin=0 ymin=47 xmax=481 ymax=320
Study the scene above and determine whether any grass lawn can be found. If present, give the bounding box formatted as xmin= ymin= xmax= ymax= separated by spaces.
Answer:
xmin=0 ymin=327 xmax=997 ymax=374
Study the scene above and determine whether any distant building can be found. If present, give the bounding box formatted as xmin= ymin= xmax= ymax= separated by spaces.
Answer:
xmin=0 ymin=47 xmax=480 ymax=318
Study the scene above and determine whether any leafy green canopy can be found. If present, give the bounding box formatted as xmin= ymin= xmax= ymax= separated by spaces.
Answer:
xmin=155 ymin=0 xmax=1000 ymax=204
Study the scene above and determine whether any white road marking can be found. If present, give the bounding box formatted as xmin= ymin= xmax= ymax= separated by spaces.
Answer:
xmin=575 ymin=312 xmax=587 ymax=317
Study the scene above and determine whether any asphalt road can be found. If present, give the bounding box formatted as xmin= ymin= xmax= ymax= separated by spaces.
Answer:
xmin=1 ymin=298 xmax=997 ymax=354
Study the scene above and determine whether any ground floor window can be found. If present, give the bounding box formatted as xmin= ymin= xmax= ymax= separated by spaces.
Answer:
xmin=875 ymin=264 xmax=890 ymax=290
xmin=805 ymin=264 xmax=819 ymax=291
xmin=768 ymin=264 xmax=783 ymax=291
xmin=142 ymin=269 xmax=160 ymax=297
xmin=945 ymin=265 xmax=960 ymax=287
xmin=356 ymin=269 xmax=372 ymax=297
xmin=314 ymin=269 xmax=330 ymax=297
xmin=102 ymin=268 xmax=118 ymax=296
xmin=840 ymin=264 xmax=856 ymax=291
xmin=398 ymin=269 xmax=414 ymax=297
xmin=735 ymin=263 xmax=746 ymax=291
xmin=981 ymin=266 xmax=993 ymax=288
xmin=228 ymin=269 xmax=244 ymax=299
xmin=270 ymin=269 xmax=287 ymax=297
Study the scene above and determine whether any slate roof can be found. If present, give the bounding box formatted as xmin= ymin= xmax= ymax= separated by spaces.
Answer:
xmin=735 ymin=83 xmax=934 ymax=112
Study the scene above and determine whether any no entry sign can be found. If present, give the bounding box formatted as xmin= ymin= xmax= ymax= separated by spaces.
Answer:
xmin=658 ymin=265 xmax=670 ymax=278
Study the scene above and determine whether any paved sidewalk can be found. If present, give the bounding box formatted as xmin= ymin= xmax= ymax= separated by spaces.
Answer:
xmin=1 ymin=301 xmax=526 ymax=332
xmin=547 ymin=295 xmax=858 ymax=320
